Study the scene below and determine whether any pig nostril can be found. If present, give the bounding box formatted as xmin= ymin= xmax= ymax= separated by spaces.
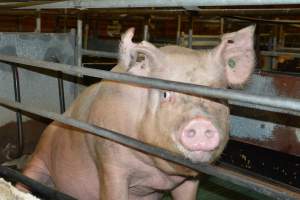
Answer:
xmin=186 ymin=129 xmax=196 ymax=138
xmin=204 ymin=130 xmax=214 ymax=138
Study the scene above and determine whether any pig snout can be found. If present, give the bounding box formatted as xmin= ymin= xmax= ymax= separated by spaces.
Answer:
xmin=180 ymin=118 xmax=220 ymax=152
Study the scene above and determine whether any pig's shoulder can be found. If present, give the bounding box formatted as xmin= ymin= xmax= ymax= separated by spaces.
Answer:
xmin=65 ymin=83 xmax=102 ymax=121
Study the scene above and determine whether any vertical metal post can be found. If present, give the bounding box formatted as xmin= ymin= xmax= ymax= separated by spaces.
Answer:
xmin=188 ymin=15 xmax=193 ymax=49
xmin=77 ymin=17 xmax=82 ymax=67
xmin=75 ymin=15 xmax=83 ymax=96
xmin=220 ymin=17 xmax=224 ymax=34
xmin=57 ymin=73 xmax=66 ymax=113
xmin=271 ymin=25 xmax=278 ymax=70
xmin=35 ymin=10 xmax=41 ymax=33
xmin=95 ymin=15 xmax=99 ymax=38
xmin=64 ymin=9 xmax=67 ymax=33
xmin=84 ymin=17 xmax=89 ymax=49
xmin=12 ymin=66 xmax=23 ymax=158
xmin=278 ymin=24 xmax=284 ymax=48
xmin=17 ymin=17 xmax=22 ymax=32
xmin=52 ymin=16 xmax=66 ymax=113
xmin=143 ymin=24 xmax=149 ymax=41
xmin=176 ymin=15 xmax=181 ymax=45
xmin=143 ymin=16 xmax=149 ymax=41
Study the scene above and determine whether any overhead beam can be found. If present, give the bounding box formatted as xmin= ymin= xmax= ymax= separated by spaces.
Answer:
xmin=19 ymin=0 xmax=300 ymax=9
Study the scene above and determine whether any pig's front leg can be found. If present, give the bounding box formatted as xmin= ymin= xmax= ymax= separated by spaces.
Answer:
xmin=171 ymin=179 xmax=199 ymax=200
xmin=98 ymin=163 xmax=129 ymax=200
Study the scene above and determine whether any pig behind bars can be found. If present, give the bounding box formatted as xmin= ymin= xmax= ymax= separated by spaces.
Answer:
xmin=20 ymin=26 xmax=255 ymax=200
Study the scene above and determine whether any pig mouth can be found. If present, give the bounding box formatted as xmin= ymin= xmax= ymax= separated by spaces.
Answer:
xmin=172 ymin=133 xmax=218 ymax=163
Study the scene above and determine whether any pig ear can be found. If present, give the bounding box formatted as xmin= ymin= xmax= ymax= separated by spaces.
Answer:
xmin=118 ymin=28 xmax=163 ymax=75
xmin=215 ymin=25 xmax=256 ymax=88
xmin=119 ymin=27 xmax=137 ymax=68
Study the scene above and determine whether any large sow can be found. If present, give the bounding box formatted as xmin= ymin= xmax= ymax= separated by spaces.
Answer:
xmin=21 ymin=26 xmax=255 ymax=200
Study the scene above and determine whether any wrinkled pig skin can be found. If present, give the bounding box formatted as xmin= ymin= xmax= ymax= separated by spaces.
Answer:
xmin=20 ymin=26 xmax=255 ymax=200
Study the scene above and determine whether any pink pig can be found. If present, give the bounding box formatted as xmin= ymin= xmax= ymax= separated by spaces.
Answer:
xmin=21 ymin=26 xmax=255 ymax=200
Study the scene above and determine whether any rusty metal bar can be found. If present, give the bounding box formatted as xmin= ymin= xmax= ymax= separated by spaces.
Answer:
xmin=0 ymin=54 xmax=300 ymax=115
xmin=0 ymin=97 xmax=299 ymax=200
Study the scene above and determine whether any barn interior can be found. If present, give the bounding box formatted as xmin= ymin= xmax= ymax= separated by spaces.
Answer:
xmin=0 ymin=1 xmax=299 ymax=200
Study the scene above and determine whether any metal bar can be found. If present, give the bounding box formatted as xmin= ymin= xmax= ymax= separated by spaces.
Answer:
xmin=58 ymin=73 xmax=66 ymax=113
xmin=84 ymin=20 xmax=89 ymax=49
xmin=0 ymin=98 xmax=299 ymax=200
xmin=271 ymin=25 xmax=278 ymax=70
xmin=86 ymin=48 xmax=300 ymax=61
xmin=176 ymin=15 xmax=181 ymax=45
xmin=143 ymin=24 xmax=149 ymax=41
xmin=220 ymin=17 xmax=224 ymax=34
xmin=81 ymin=49 xmax=118 ymax=59
xmin=5 ymin=8 xmax=300 ymax=16
xmin=4 ymin=8 xmax=300 ymax=16
xmin=75 ymin=16 xmax=83 ymax=97
xmin=197 ymin=8 xmax=300 ymax=16
xmin=143 ymin=16 xmax=149 ymax=41
xmin=0 ymin=54 xmax=300 ymax=115
xmin=260 ymin=51 xmax=300 ymax=58
xmin=229 ymin=100 xmax=300 ymax=116
xmin=225 ymin=16 xmax=300 ymax=24
xmin=188 ymin=15 xmax=193 ymax=49
xmin=11 ymin=65 xmax=23 ymax=158
xmin=35 ymin=10 xmax=41 ymax=33
xmin=0 ymin=166 xmax=76 ymax=200
xmin=20 ymin=0 xmax=300 ymax=9
xmin=76 ymin=17 xmax=82 ymax=67
xmin=63 ymin=9 xmax=68 ymax=33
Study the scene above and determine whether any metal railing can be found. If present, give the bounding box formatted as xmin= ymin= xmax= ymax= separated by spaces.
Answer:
xmin=1 ymin=54 xmax=300 ymax=116
xmin=1 ymin=8 xmax=300 ymax=200
xmin=0 ymin=54 xmax=300 ymax=199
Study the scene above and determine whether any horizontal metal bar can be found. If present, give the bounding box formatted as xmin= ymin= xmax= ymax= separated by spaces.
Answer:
xmin=20 ymin=0 xmax=300 ymax=9
xmin=196 ymin=8 xmax=300 ymax=16
xmin=229 ymin=100 xmax=300 ymax=116
xmin=82 ymin=49 xmax=118 ymax=59
xmin=0 ymin=54 xmax=300 ymax=115
xmin=0 ymin=97 xmax=299 ymax=200
xmin=0 ymin=166 xmax=76 ymax=200
xmin=86 ymin=49 xmax=300 ymax=60
xmin=4 ymin=8 xmax=300 ymax=16
xmin=261 ymin=51 xmax=300 ymax=58
xmin=225 ymin=16 xmax=300 ymax=24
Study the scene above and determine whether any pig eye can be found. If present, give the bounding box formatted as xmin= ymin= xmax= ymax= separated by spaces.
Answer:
xmin=161 ymin=91 xmax=172 ymax=102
